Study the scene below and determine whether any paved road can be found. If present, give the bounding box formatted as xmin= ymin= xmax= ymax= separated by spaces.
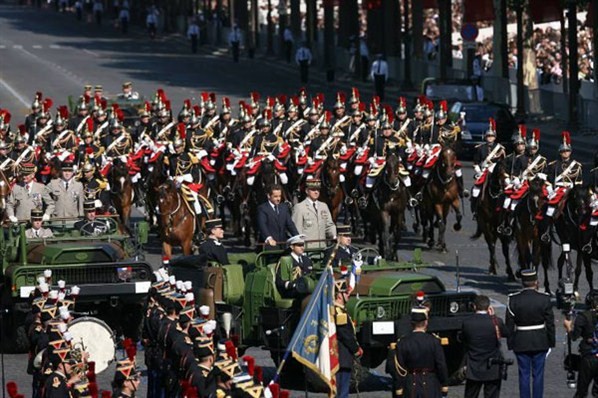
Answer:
xmin=0 ymin=4 xmax=595 ymax=397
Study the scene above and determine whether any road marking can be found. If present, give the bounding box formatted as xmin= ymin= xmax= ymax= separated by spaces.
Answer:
xmin=32 ymin=45 xmax=42 ymax=49
xmin=13 ymin=44 xmax=22 ymax=49
xmin=0 ymin=78 xmax=30 ymax=107
xmin=0 ymin=45 xmax=5 ymax=49
xmin=49 ymin=44 xmax=61 ymax=49
xmin=83 ymin=48 xmax=99 ymax=57
xmin=434 ymin=261 xmax=445 ymax=266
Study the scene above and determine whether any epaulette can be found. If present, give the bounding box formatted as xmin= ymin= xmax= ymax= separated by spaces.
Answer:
xmin=335 ymin=310 xmax=348 ymax=326
xmin=96 ymin=179 xmax=107 ymax=190
xmin=189 ymin=153 xmax=199 ymax=164
xmin=507 ymin=291 xmax=521 ymax=298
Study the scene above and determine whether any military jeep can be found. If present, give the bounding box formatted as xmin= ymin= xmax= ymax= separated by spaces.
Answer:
xmin=0 ymin=218 xmax=151 ymax=352
xmin=170 ymin=246 xmax=476 ymax=383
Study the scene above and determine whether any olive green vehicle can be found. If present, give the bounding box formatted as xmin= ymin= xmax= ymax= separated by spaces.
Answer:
xmin=68 ymin=95 xmax=145 ymax=128
xmin=0 ymin=218 xmax=151 ymax=352
xmin=170 ymin=246 xmax=476 ymax=380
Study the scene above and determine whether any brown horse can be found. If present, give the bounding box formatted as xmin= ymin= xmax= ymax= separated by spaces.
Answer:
xmin=470 ymin=160 xmax=515 ymax=279
xmin=141 ymin=153 xmax=168 ymax=227
xmin=156 ymin=179 xmax=196 ymax=257
xmin=421 ymin=147 xmax=463 ymax=252
xmin=319 ymin=154 xmax=345 ymax=222
xmin=108 ymin=158 xmax=134 ymax=228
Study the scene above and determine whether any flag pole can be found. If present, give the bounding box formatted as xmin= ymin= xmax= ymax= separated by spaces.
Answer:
xmin=269 ymin=243 xmax=340 ymax=386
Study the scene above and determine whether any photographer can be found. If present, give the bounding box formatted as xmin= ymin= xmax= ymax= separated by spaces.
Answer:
xmin=563 ymin=290 xmax=598 ymax=397
xmin=461 ymin=295 xmax=509 ymax=398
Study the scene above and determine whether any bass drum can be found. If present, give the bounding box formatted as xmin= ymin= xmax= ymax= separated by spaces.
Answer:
xmin=68 ymin=317 xmax=116 ymax=374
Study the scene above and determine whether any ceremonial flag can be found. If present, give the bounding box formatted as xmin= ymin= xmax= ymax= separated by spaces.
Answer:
xmin=287 ymin=268 xmax=339 ymax=397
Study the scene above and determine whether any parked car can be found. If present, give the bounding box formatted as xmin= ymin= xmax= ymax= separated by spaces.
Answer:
xmin=449 ymin=101 xmax=516 ymax=159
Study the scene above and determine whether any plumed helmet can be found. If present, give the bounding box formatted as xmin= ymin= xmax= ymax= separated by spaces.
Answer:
xmin=559 ymin=131 xmax=572 ymax=152
xmin=485 ymin=118 xmax=496 ymax=137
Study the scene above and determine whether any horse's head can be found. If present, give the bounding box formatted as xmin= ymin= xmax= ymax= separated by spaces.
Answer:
xmin=569 ymin=185 xmax=592 ymax=220
xmin=157 ymin=180 xmax=177 ymax=207
xmin=322 ymin=154 xmax=341 ymax=193
xmin=490 ymin=159 xmax=508 ymax=188
xmin=384 ymin=152 xmax=402 ymax=189
xmin=259 ymin=157 xmax=278 ymax=188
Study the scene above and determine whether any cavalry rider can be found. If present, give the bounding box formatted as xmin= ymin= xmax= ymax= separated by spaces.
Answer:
xmin=345 ymin=103 xmax=365 ymax=146
xmin=544 ymin=131 xmax=583 ymax=218
xmin=68 ymin=95 xmax=90 ymax=134
xmin=91 ymin=96 xmax=109 ymax=140
xmin=76 ymin=122 xmax=103 ymax=167
xmin=166 ymin=123 xmax=204 ymax=217
xmin=505 ymin=124 xmax=528 ymax=181
xmin=0 ymin=141 xmax=14 ymax=174
xmin=28 ymin=98 xmax=53 ymax=146
xmin=332 ymin=91 xmax=347 ymax=124
xmin=152 ymin=96 xmax=175 ymax=143
xmin=25 ymin=91 xmax=43 ymax=132
xmin=78 ymin=159 xmax=112 ymax=213
xmin=134 ymin=102 xmax=152 ymax=142
xmin=248 ymin=110 xmax=288 ymax=186
xmin=519 ymin=128 xmax=546 ymax=183
xmin=394 ymin=97 xmax=414 ymax=145
xmin=435 ymin=101 xmax=467 ymax=198
xmin=271 ymin=96 xmax=287 ymax=131
xmin=470 ymin=118 xmax=506 ymax=219
xmin=102 ymin=109 xmax=133 ymax=159
xmin=48 ymin=107 xmax=79 ymax=157
xmin=0 ymin=109 xmax=13 ymax=145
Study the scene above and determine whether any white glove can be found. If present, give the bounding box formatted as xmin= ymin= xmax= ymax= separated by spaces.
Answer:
xmin=9 ymin=216 xmax=18 ymax=223
xmin=473 ymin=165 xmax=481 ymax=175
xmin=42 ymin=214 xmax=50 ymax=222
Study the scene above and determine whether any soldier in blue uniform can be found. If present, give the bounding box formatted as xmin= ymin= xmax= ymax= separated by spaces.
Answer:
xmin=505 ymin=268 xmax=555 ymax=398
xmin=199 ymin=218 xmax=229 ymax=265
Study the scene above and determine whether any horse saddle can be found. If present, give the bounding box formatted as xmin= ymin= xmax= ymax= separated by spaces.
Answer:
xmin=304 ymin=159 xmax=323 ymax=175
xmin=510 ymin=180 xmax=529 ymax=200
xmin=339 ymin=147 xmax=356 ymax=162
xmin=474 ymin=169 xmax=490 ymax=186
xmin=367 ymin=159 xmax=386 ymax=178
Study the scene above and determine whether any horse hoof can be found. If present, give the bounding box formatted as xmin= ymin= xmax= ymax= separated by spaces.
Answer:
xmin=453 ymin=223 xmax=462 ymax=232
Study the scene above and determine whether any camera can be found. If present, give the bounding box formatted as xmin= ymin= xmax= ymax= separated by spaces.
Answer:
xmin=488 ymin=357 xmax=514 ymax=381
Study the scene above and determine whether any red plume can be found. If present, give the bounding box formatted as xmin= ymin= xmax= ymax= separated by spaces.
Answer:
xmin=280 ymin=391 xmax=290 ymax=398
xmin=123 ymin=338 xmax=133 ymax=349
xmin=324 ymin=110 xmax=332 ymax=123
xmin=116 ymin=109 xmax=124 ymax=122
xmin=157 ymin=88 xmax=165 ymax=101
xmin=533 ymin=128 xmax=540 ymax=141
xmin=83 ymin=94 xmax=90 ymax=104
xmin=254 ymin=366 xmax=263 ymax=383
xmin=489 ymin=117 xmax=496 ymax=131
xmin=164 ymin=100 xmax=171 ymax=111
xmin=86 ymin=118 xmax=93 ymax=133
xmin=269 ymin=383 xmax=280 ymax=398
xmin=201 ymin=92 xmax=210 ymax=103
xmin=369 ymin=103 xmax=378 ymax=117
xmin=1 ymin=110 xmax=11 ymax=124
xmin=177 ymin=123 xmax=186 ymax=139
xmin=250 ymin=91 xmax=260 ymax=103
xmin=263 ymin=109 xmax=272 ymax=120
xmin=59 ymin=105 xmax=69 ymax=119
xmin=278 ymin=95 xmax=287 ymax=107
xmin=317 ymin=93 xmax=325 ymax=105
xmin=223 ymin=97 xmax=231 ymax=108
xmin=562 ymin=131 xmax=571 ymax=145
xmin=111 ymin=103 xmax=120 ymax=112
xmin=43 ymin=98 xmax=53 ymax=113
xmin=184 ymin=99 xmax=191 ymax=109
xmin=100 ymin=98 xmax=107 ymax=110
xmin=126 ymin=344 xmax=137 ymax=362
xmin=399 ymin=97 xmax=407 ymax=108
xmin=358 ymin=102 xmax=366 ymax=113
xmin=101 ymin=392 xmax=112 ymax=398
xmin=439 ymin=100 xmax=448 ymax=112
xmin=18 ymin=124 xmax=26 ymax=135
xmin=242 ymin=355 xmax=255 ymax=376
xmin=299 ymin=87 xmax=307 ymax=96
xmin=291 ymin=96 xmax=299 ymax=106
xmin=209 ymin=93 xmax=216 ymax=103
xmin=267 ymin=96 xmax=276 ymax=108
xmin=245 ymin=104 xmax=253 ymax=115
xmin=372 ymin=95 xmax=380 ymax=107
xmin=193 ymin=105 xmax=201 ymax=116
xmin=352 ymin=87 xmax=360 ymax=100
xmin=7 ymin=381 xmax=18 ymax=398
xmin=518 ymin=124 xmax=527 ymax=138
xmin=225 ymin=340 xmax=237 ymax=361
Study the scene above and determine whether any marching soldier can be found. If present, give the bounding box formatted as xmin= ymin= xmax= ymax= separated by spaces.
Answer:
xmin=189 ymin=336 xmax=217 ymax=397
xmin=7 ymin=163 xmax=51 ymax=223
xmin=275 ymin=234 xmax=313 ymax=298
xmin=42 ymin=348 xmax=80 ymax=398
xmin=26 ymin=208 xmax=54 ymax=239
xmin=199 ymin=218 xmax=230 ymax=265
xmin=505 ymin=268 xmax=555 ymax=398
xmin=334 ymin=278 xmax=363 ymax=398
xmin=392 ymin=306 xmax=449 ymax=398
xmin=44 ymin=159 xmax=84 ymax=218
xmin=112 ymin=364 xmax=141 ymax=398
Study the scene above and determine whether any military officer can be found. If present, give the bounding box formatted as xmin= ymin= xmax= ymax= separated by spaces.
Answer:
xmin=74 ymin=201 xmax=110 ymax=236
xmin=78 ymin=161 xmax=111 ymax=213
xmin=7 ymin=163 xmax=51 ymax=223
xmin=275 ymin=234 xmax=313 ymax=298
xmin=26 ymin=208 xmax=54 ymax=239
xmin=112 ymin=364 xmax=141 ymax=398
xmin=505 ymin=268 xmax=555 ymax=398
xmin=505 ymin=125 xmax=528 ymax=180
xmin=292 ymin=179 xmax=336 ymax=248
xmin=42 ymin=348 xmax=80 ymax=398
xmin=102 ymin=115 xmax=133 ymax=158
xmin=334 ymin=278 xmax=362 ymax=398
xmin=324 ymin=224 xmax=359 ymax=267
xmin=199 ymin=218 xmax=229 ymax=265
xmin=118 ymin=82 xmax=140 ymax=101
xmin=392 ymin=306 xmax=449 ymax=398
xmin=0 ymin=140 xmax=15 ymax=174
xmin=44 ymin=160 xmax=84 ymax=218
xmin=546 ymin=131 xmax=583 ymax=193
xmin=25 ymin=91 xmax=43 ymax=133
xmin=67 ymin=95 xmax=90 ymax=134
xmin=189 ymin=336 xmax=217 ymax=398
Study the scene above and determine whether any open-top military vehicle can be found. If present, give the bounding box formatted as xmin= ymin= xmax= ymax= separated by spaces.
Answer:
xmin=170 ymin=245 xmax=477 ymax=385
xmin=0 ymin=217 xmax=151 ymax=352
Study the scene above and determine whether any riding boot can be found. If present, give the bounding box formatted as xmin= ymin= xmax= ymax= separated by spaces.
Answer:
xmin=457 ymin=175 xmax=469 ymax=198
xmin=470 ymin=197 xmax=477 ymax=220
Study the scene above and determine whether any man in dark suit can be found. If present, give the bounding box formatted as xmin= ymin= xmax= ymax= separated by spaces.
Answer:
xmin=199 ymin=218 xmax=229 ymax=265
xmin=461 ymin=295 xmax=509 ymax=398
xmin=505 ymin=269 xmax=555 ymax=398
xmin=257 ymin=184 xmax=299 ymax=247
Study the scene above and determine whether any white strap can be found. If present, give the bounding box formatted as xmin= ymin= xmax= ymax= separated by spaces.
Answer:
xmin=515 ymin=324 xmax=545 ymax=331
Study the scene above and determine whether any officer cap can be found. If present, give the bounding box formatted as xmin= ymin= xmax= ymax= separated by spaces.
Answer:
xmin=94 ymin=85 xmax=103 ymax=92
xmin=205 ymin=218 xmax=223 ymax=231
xmin=305 ymin=178 xmax=321 ymax=190
xmin=194 ymin=336 xmax=215 ymax=359
xmin=337 ymin=224 xmax=352 ymax=236
xmin=61 ymin=161 xmax=74 ymax=171
xmin=31 ymin=208 xmax=44 ymax=220
xmin=410 ymin=306 xmax=429 ymax=322
xmin=83 ymin=201 xmax=96 ymax=212
xmin=41 ymin=305 xmax=58 ymax=322
xmin=286 ymin=234 xmax=306 ymax=246
xmin=179 ymin=306 xmax=196 ymax=324
xmin=122 ymin=82 xmax=133 ymax=88
xmin=113 ymin=364 xmax=139 ymax=384
xmin=84 ymin=84 xmax=92 ymax=91
xmin=520 ymin=268 xmax=537 ymax=283
xmin=20 ymin=162 xmax=37 ymax=176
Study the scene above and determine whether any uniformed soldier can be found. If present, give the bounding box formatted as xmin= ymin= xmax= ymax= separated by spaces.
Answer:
xmin=189 ymin=336 xmax=217 ymax=398
xmin=417 ymin=101 xmax=437 ymax=146
xmin=470 ymin=119 xmax=506 ymax=218
xmin=112 ymin=364 xmax=141 ymax=398
xmin=68 ymin=95 xmax=90 ymax=134
xmin=44 ymin=160 xmax=84 ymax=218
xmin=118 ymin=82 xmax=140 ymax=101
xmin=393 ymin=97 xmax=415 ymax=142
xmin=78 ymin=161 xmax=111 ymax=213
xmin=42 ymin=348 xmax=80 ymax=398
xmin=0 ymin=140 xmax=15 ymax=175
xmin=392 ymin=306 xmax=449 ymax=398
xmin=102 ymin=112 xmax=133 ymax=158
xmin=545 ymin=131 xmax=583 ymax=216
xmin=199 ymin=218 xmax=229 ymax=265
xmin=505 ymin=268 xmax=555 ymax=398
xmin=26 ymin=208 xmax=54 ymax=239
xmin=25 ymin=91 xmax=44 ymax=133
xmin=292 ymin=179 xmax=336 ymax=248
xmin=334 ymin=278 xmax=363 ymax=398
xmin=74 ymin=201 xmax=110 ymax=236
xmin=324 ymin=224 xmax=359 ymax=268
xmin=7 ymin=163 xmax=51 ymax=223
xmin=275 ymin=234 xmax=313 ymax=298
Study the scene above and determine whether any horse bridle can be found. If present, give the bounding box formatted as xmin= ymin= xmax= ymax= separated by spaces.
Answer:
xmin=321 ymin=160 xmax=340 ymax=195
xmin=383 ymin=160 xmax=402 ymax=191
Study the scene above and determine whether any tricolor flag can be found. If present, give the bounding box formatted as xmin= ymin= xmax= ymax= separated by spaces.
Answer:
xmin=287 ymin=268 xmax=339 ymax=397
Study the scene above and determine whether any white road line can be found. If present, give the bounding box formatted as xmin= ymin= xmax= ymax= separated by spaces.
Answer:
xmin=32 ymin=45 xmax=42 ymax=49
xmin=0 ymin=45 xmax=5 ymax=49
xmin=0 ymin=78 xmax=30 ymax=108
xmin=14 ymin=46 xmax=86 ymax=87
xmin=49 ymin=44 xmax=61 ymax=49
xmin=83 ymin=48 xmax=99 ymax=57
xmin=13 ymin=44 xmax=22 ymax=49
